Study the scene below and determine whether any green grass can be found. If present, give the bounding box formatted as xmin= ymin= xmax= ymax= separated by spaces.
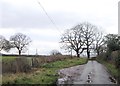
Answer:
xmin=103 ymin=61 xmax=118 ymax=78
xmin=1 ymin=56 xmax=17 ymax=63
xmin=42 ymin=58 xmax=87 ymax=68
xmin=1 ymin=56 xmax=32 ymax=64
xmin=2 ymin=57 xmax=87 ymax=84
xmin=97 ymin=58 xmax=118 ymax=79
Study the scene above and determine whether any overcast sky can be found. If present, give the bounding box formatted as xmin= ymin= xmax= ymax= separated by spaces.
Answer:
xmin=0 ymin=0 xmax=119 ymax=55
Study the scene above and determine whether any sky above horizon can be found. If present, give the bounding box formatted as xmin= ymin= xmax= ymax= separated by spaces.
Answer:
xmin=0 ymin=0 xmax=119 ymax=55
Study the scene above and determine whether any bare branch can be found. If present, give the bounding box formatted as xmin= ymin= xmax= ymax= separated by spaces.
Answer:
xmin=10 ymin=33 xmax=32 ymax=55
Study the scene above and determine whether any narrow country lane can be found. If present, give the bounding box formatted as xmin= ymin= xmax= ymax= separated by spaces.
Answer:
xmin=73 ymin=60 xmax=116 ymax=84
xmin=58 ymin=60 xmax=117 ymax=84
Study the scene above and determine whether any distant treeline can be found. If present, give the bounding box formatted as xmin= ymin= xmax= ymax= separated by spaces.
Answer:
xmin=1 ymin=54 xmax=48 ymax=57
xmin=1 ymin=54 xmax=71 ymax=58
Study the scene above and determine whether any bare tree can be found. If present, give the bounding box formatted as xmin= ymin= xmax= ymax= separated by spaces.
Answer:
xmin=0 ymin=35 xmax=11 ymax=52
xmin=10 ymin=33 xmax=32 ymax=55
xmin=80 ymin=22 xmax=97 ymax=58
xmin=93 ymin=31 xmax=105 ymax=56
xmin=61 ymin=25 xmax=85 ymax=57
xmin=61 ymin=22 xmax=101 ymax=58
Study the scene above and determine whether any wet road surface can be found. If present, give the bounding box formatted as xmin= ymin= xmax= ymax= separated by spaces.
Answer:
xmin=58 ymin=60 xmax=116 ymax=84
xmin=73 ymin=61 xmax=116 ymax=84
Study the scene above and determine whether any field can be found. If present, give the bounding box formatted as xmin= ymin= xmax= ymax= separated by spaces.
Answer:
xmin=2 ymin=56 xmax=87 ymax=84
xmin=1 ymin=56 xmax=17 ymax=62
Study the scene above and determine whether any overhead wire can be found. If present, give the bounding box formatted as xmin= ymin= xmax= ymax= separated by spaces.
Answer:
xmin=37 ymin=0 xmax=63 ymax=34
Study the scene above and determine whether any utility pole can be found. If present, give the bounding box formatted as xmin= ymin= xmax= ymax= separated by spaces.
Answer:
xmin=28 ymin=49 xmax=29 ymax=55
xmin=36 ymin=49 xmax=38 ymax=56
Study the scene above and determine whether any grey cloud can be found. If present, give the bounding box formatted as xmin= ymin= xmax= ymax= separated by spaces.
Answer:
xmin=1 ymin=0 xmax=117 ymax=34
xmin=1 ymin=1 xmax=83 ymax=29
xmin=2 ymin=7 xmax=51 ymax=28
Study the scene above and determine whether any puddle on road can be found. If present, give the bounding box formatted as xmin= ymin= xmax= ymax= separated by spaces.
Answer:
xmin=109 ymin=76 xmax=117 ymax=84
xmin=86 ymin=72 xmax=93 ymax=84
xmin=86 ymin=79 xmax=92 ymax=83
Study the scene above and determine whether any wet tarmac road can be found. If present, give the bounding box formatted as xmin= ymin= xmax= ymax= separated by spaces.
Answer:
xmin=58 ymin=60 xmax=117 ymax=84
xmin=73 ymin=61 xmax=116 ymax=84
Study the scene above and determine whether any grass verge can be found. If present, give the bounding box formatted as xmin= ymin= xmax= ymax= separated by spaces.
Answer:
xmin=2 ymin=57 xmax=88 ymax=84
xmin=96 ymin=59 xmax=118 ymax=82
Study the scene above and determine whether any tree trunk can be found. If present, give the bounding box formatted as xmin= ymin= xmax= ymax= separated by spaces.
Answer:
xmin=87 ymin=48 xmax=90 ymax=58
xmin=97 ymin=50 xmax=100 ymax=56
xmin=77 ymin=53 xmax=80 ymax=57
xmin=76 ymin=50 xmax=80 ymax=57
xmin=19 ymin=50 xmax=21 ymax=55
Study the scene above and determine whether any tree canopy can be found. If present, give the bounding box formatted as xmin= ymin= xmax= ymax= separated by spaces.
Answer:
xmin=10 ymin=33 xmax=32 ymax=55
xmin=61 ymin=22 xmax=103 ymax=58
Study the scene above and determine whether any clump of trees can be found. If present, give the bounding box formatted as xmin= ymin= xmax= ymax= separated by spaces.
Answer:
xmin=61 ymin=22 xmax=104 ymax=58
xmin=50 ymin=50 xmax=62 ymax=56
xmin=0 ymin=33 xmax=31 ymax=55
xmin=104 ymin=34 xmax=120 ymax=65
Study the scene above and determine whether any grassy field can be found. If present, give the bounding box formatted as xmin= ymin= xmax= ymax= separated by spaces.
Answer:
xmin=1 ymin=56 xmax=17 ymax=63
xmin=2 ymin=57 xmax=88 ymax=84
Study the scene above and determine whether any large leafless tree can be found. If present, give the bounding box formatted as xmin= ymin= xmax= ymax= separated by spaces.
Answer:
xmin=61 ymin=22 xmax=100 ymax=58
xmin=61 ymin=25 xmax=85 ymax=57
xmin=80 ymin=22 xmax=97 ymax=58
xmin=10 ymin=33 xmax=32 ymax=55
